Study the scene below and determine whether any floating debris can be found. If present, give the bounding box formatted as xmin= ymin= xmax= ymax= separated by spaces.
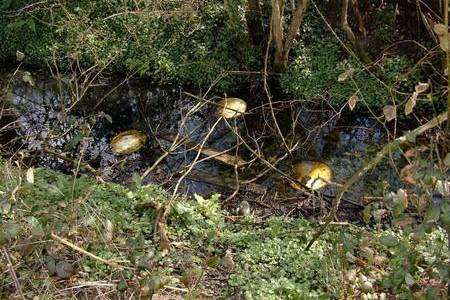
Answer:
xmin=110 ymin=130 xmax=147 ymax=154
xmin=217 ymin=97 xmax=247 ymax=119
xmin=290 ymin=161 xmax=333 ymax=191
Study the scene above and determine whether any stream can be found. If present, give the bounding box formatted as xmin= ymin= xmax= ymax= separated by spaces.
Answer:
xmin=1 ymin=71 xmax=402 ymax=210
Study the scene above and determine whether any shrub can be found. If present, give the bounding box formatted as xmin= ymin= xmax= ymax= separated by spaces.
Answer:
xmin=0 ymin=0 xmax=259 ymax=91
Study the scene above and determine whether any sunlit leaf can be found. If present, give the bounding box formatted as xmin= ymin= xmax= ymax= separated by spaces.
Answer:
xmin=383 ymin=105 xmax=396 ymax=122
xmin=16 ymin=50 xmax=25 ymax=62
xmin=396 ymin=188 xmax=408 ymax=209
xmin=105 ymin=219 xmax=114 ymax=241
xmin=26 ymin=167 xmax=34 ymax=184
xmin=414 ymin=82 xmax=429 ymax=94
xmin=405 ymin=92 xmax=417 ymax=115
xmin=337 ymin=69 xmax=354 ymax=82
xmin=22 ymin=71 xmax=35 ymax=86
xmin=347 ymin=93 xmax=358 ymax=111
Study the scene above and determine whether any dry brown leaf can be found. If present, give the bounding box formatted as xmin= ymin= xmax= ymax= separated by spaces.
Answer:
xmin=403 ymin=148 xmax=416 ymax=158
xmin=400 ymin=164 xmax=417 ymax=185
xmin=348 ymin=93 xmax=359 ymax=111
xmin=414 ymin=82 xmax=429 ymax=94
xmin=383 ymin=105 xmax=396 ymax=122
xmin=405 ymin=92 xmax=417 ymax=115
xmin=439 ymin=36 xmax=449 ymax=52
xmin=393 ymin=217 xmax=415 ymax=228
xmin=410 ymin=194 xmax=428 ymax=213
xmin=433 ymin=23 xmax=447 ymax=36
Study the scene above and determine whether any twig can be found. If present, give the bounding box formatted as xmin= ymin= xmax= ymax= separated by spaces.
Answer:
xmin=50 ymin=233 xmax=132 ymax=270
xmin=305 ymin=111 xmax=448 ymax=251
xmin=1 ymin=248 xmax=25 ymax=300
xmin=43 ymin=146 xmax=104 ymax=183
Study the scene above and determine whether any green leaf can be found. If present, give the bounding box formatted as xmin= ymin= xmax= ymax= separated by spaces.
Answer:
xmin=362 ymin=204 xmax=372 ymax=224
xmin=424 ymin=205 xmax=440 ymax=223
xmin=405 ymin=131 xmax=416 ymax=143
xmin=132 ymin=172 xmax=142 ymax=189
xmin=379 ymin=234 xmax=398 ymax=247
xmin=66 ymin=133 xmax=84 ymax=151
xmin=405 ymin=273 xmax=415 ymax=286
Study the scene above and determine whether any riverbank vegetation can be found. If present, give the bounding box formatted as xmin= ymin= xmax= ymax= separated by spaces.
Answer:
xmin=1 ymin=161 xmax=448 ymax=298
xmin=1 ymin=0 xmax=449 ymax=298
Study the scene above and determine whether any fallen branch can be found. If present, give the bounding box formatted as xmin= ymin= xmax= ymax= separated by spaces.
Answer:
xmin=305 ymin=111 xmax=448 ymax=250
xmin=1 ymin=248 xmax=25 ymax=300
xmin=43 ymin=146 xmax=104 ymax=183
xmin=50 ymin=233 xmax=132 ymax=270
xmin=186 ymin=169 xmax=267 ymax=195
xmin=158 ymin=134 xmax=247 ymax=168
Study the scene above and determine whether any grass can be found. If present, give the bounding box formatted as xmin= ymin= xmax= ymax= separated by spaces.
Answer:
xmin=0 ymin=159 xmax=448 ymax=298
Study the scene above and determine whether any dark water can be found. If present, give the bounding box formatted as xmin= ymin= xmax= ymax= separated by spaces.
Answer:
xmin=1 ymin=71 xmax=401 ymax=202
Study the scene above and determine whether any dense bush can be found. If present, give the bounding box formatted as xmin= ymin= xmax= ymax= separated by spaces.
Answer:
xmin=0 ymin=0 xmax=259 ymax=91
xmin=280 ymin=36 xmax=428 ymax=110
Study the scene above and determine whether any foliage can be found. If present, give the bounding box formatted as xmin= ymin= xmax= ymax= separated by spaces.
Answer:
xmin=280 ymin=35 xmax=433 ymax=111
xmin=0 ymin=161 xmax=447 ymax=298
xmin=0 ymin=0 xmax=259 ymax=91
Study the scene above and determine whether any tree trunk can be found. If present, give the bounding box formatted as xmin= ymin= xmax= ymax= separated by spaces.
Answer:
xmin=271 ymin=0 xmax=285 ymax=70
xmin=246 ymin=0 xmax=265 ymax=47
xmin=272 ymin=0 xmax=309 ymax=71
xmin=341 ymin=0 xmax=372 ymax=64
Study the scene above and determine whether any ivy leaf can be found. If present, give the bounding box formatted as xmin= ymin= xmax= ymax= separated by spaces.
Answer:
xmin=379 ymin=234 xmax=398 ymax=247
xmin=414 ymin=82 xmax=429 ymax=94
xmin=383 ymin=105 xmax=396 ymax=122
xmin=132 ymin=172 xmax=142 ymax=189
xmin=347 ymin=93 xmax=358 ymax=111
xmin=405 ymin=92 xmax=417 ymax=115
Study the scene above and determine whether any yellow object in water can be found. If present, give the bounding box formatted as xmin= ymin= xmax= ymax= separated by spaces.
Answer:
xmin=110 ymin=130 xmax=147 ymax=154
xmin=290 ymin=161 xmax=333 ymax=191
xmin=217 ymin=97 xmax=247 ymax=119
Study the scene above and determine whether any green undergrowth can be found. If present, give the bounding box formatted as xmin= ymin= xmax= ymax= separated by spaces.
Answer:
xmin=0 ymin=160 xmax=448 ymax=298
xmin=0 ymin=0 xmax=258 ymax=92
